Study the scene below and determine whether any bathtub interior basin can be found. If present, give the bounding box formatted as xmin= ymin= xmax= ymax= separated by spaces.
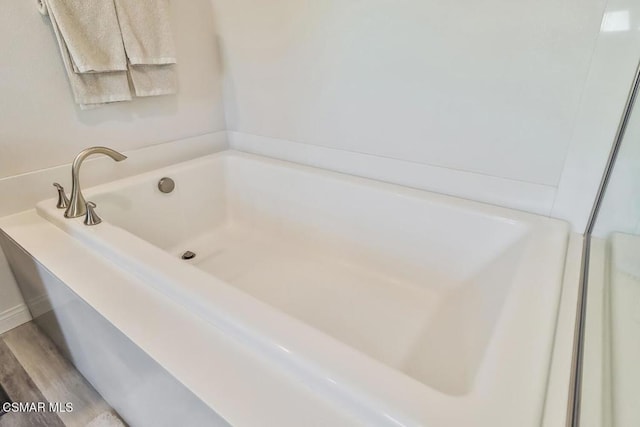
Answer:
xmin=36 ymin=150 xmax=569 ymax=424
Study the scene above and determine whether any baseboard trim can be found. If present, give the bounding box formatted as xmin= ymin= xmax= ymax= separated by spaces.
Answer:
xmin=0 ymin=305 xmax=32 ymax=335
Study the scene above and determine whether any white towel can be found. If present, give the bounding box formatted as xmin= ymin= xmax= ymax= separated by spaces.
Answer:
xmin=43 ymin=0 xmax=132 ymax=107
xmin=43 ymin=0 xmax=128 ymax=73
xmin=129 ymin=64 xmax=178 ymax=97
xmin=42 ymin=0 xmax=177 ymax=106
xmin=113 ymin=0 xmax=178 ymax=96
xmin=113 ymin=0 xmax=176 ymax=65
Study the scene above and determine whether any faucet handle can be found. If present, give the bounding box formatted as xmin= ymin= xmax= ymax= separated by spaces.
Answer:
xmin=84 ymin=201 xmax=102 ymax=226
xmin=53 ymin=183 xmax=70 ymax=209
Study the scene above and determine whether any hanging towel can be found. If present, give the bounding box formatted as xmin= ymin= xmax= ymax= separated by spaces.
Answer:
xmin=43 ymin=0 xmax=132 ymax=107
xmin=113 ymin=0 xmax=178 ymax=96
xmin=113 ymin=0 xmax=176 ymax=65
xmin=129 ymin=64 xmax=178 ymax=97
xmin=43 ymin=0 xmax=128 ymax=73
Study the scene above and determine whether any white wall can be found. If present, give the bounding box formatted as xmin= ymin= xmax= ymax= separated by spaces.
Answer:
xmin=592 ymin=92 xmax=640 ymax=238
xmin=552 ymin=0 xmax=640 ymax=232
xmin=0 ymin=0 xmax=227 ymax=332
xmin=211 ymin=0 xmax=640 ymax=226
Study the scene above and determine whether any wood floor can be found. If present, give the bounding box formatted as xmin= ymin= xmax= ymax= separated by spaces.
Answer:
xmin=0 ymin=322 xmax=125 ymax=427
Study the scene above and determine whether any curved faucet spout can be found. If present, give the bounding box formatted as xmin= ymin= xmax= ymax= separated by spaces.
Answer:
xmin=64 ymin=146 xmax=127 ymax=219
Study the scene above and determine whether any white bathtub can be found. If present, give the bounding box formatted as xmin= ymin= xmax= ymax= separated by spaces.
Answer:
xmin=36 ymin=151 xmax=569 ymax=426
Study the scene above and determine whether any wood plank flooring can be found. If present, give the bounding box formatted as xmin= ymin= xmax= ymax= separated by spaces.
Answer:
xmin=0 ymin=323 xmax=125 ymax=427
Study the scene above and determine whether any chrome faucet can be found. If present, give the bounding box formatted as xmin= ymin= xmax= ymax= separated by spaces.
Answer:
xmin=64 ymin=146 xmax=127 ymax=218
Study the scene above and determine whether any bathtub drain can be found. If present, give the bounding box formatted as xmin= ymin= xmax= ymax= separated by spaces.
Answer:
xmin=181 ymin=251 xmax=196 ymax=260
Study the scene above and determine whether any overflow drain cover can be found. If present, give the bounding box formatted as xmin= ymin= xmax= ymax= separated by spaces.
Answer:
xmin=182 ymin=251 xmax=196 ymax=260
xmin=158 ymin=177 xmax=176 ymax=194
